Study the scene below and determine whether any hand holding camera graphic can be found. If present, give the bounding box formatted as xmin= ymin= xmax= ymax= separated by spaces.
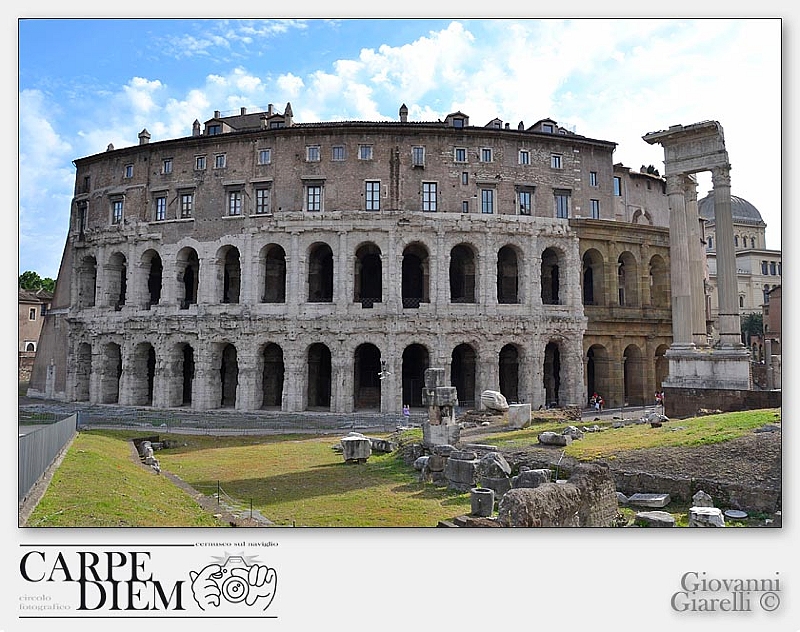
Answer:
xmin=190 ymin=556 xmax=277 ymax=611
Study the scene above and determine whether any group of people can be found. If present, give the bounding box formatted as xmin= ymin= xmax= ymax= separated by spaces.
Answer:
xmin=655 ymin=391 xmax=665 ymax=407
xmin=589 ymin=393 xmax=604 ymax=411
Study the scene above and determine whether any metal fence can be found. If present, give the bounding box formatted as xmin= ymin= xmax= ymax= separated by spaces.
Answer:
xmin=18 ymin=414 xmax=78 ymax=503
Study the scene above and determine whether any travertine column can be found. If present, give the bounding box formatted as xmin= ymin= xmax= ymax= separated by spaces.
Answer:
xmin=683 ymin=175 xmax=708 ymax=346
xmin=712 ymin=165 xmax=744 ymax=347
xmin=665 ymin=175 xmax=694 ymax=348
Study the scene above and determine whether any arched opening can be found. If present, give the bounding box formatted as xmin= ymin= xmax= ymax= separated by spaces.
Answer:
xmin=617 ymin=251 xmax=639 ymax=307
xmin=402 ymin=344 xmax=429 ymax=407
xmin=655 ymin=344 xmax=669 ymax=391
xmin=107 ymin=252 xmax=127 ymax=309
xmin=449 ymin=243 xmax=476 ymax=303
xmin=541 ymin=248 xmax=560 ymax=305
xmin=261 ymin=343 xmax=284 ymax=409
xmin=354 ymin=243 xmax=382 ymax=308
xmin=261 ymin=244 xmax=286 ymax=303
xmin=307 ymin=343 xmax=332 ymax=409
xmin=308 ymin=243 xmax=334 ymax=302
xmin=75 ymin=342 xmax=92 ymax=401
xmin=499 ymin=344 xmax=520 ymax=403
xmin=586 ymin=344 xmax=610 ymax=406
xmin=354 ymin=343 xmax=381 ymax=410
xmin=451 ymin=343 xmax=477 ymax=408
xmin=143 ymin=250 xmax=163 ymax=308
xmin=543 ymin=341 xmax=561 ymax=407
xmin=623 ymin=344 xmax=645 ymax=406
xmin=25 ymin=342 xmax=35 ymax=352
xmin=582 ymin=249 xmax=605 ymax=306
xmin=401 ymin=243 xmax=429 ymax=308
xmin=181 ymin=344 xmax=195 ymax=406
xmin=177 ymin=247 xmax=200 ymax=309
xmin=100 ymin=342 xmax=121 ymax=404
xmin=649 ymin=254 xmax=669 ymax=307
xmin=497 ymin=246 xmax=519 ymax=304
xmin=219 ymin=343 xmax=238 ymax=407
xmin=129 ymin=342 xmax=156 ymax=405
xmin=217 ymin=246 xmax=241 ymax=304
xmin=78 ymin=255 xmax=97 ymax=308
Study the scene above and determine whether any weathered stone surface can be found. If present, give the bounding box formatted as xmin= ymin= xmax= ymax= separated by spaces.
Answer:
xmin=470 ymin=487 xmax=495 ymax=517
xmin=413 ymin=456 xmax=429 ymax=471
xmin=480 ymin=390 xmax=509 ymax=412
xmin=507 ymin=403 xmax=532 ymax=429
xmin=562 ymin=426 xmax=584 ymax=440
xmin=477 ymin=452 xmax=512 ymax=478
xmin=692 ymin=490 xmax=714 ymax=508
xmin=341 ymin=436 xmax=371 ymax=461
xmin=450 ymin=450 xmax=478 ymax=461
xmin=616 ymin=491 xmax=629 ymax=504
xmin=427 ymin=454 xmax=447 ymax=472
xmin=479 ymin=476 xmax=512 ymax=498
xmin=368 ymin=437 xmax=396 ymax=453
xmin=512 ymin=468 xmax=552 ymax=489
xmin=435 ymin=386 xmax=458 ymax=407
xmin=538 ymin=431 xmax=572 ymax=446
xmin=634 ymin=511 xmax=676 ymax=527
xmin=568 ymin=463 xmax=619 ymax=527
xmin=689 ymin=506 xmax=726 ymax=527
xmin=422 ymin=421 xmax=460 ymax=447
xmin=424 ymin=367 xmax=446 ymax=389
xmin=627 ymin=493 xmax=671 ymax=508
xmin=497 ymin=484 xmax=581 ymax=527
xmin=432 ymin=444 xmax=457 ymax=457
xmin=444 ymin=457 xmax=479 ymax=491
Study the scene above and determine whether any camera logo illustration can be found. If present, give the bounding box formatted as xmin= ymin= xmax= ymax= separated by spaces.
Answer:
xmin=189 ymin=555 xmax=277 ymax=612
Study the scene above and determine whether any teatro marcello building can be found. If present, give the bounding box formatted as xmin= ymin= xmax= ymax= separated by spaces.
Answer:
xmin=29 ymin=102 xmax=675 ymax=414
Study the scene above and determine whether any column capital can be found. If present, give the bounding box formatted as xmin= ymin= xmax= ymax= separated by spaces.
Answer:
xmin=665 ymin=174 xmax=685 ymax=196
xmin=682 ymin=175 xmax=698 ymax=201
xmin=711 ymin=164 xmax=732 ymax=188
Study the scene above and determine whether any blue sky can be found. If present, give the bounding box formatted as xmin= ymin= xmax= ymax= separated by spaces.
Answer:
xmin=18 ymin=18 xmax=782 ymax=280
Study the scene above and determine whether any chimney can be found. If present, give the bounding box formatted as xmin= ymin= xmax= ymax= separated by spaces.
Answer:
xmin=138 ymin=129 xmax=150 ymax=145
xmin=106 ymin=143 xmax=115 ymax=151
xmin=284 ymin=102 xmax=293 ymax=126
xmin=241 ymin=107 xmax=247 ymax=115
xmin=192 ymin=120 xmax=201 ymax=136
xmin=214 ymin=110 xmax=220 ymax=118
xmin=518 ymin=121 xmax=524 ymax=130
xmin=268 ymin=103 xmax=274 ymax=116
xmin=505 ymin=123 xmax=510 ymax=129
xmin=399 ymin=103 xmax=408 ymax=123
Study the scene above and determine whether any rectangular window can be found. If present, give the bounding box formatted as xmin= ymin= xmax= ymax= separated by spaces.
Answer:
xmin=359 ymin=145 xmax=373 ymax=160
xmin=124 ymin=164 xmax=133 ymax=178
xmin=461 ymin=171 xmax=469 ymax=185
xmin=365 ymin=181 xmax=380 ymax=211
xmin=422 ymin=182 xmax=437 ymax=212
xmin=550 ymin=154 xmax=562 ymax=169
xmin=332 ymin=146 xmax=345 ymax=161
xmin=162 ymin=158 xmax=173 ymax=174
xmin=207 ymin=124 xmax=221 ymax=135
xmin=613 ymin=176 xmax=622 ymax=196
xmin=590 ymin=199 xmax=600 ymax=219
xmin=155 ymin=195 xmax=167 ymax=221
xmin=306 ymin=184 xmax=323 ymax=212
xmin=518 ymin=150 xmax=530 ymax=165
xmin=180 ymin=193 xmax=193 ymax=218
xmin=543 ymin=123 xmax=554 ymax=133
xmin=228 ymin=191 xmax=242 ymax=216
xmin=462 ymin=201 xmax=469 ymax=213
xmin=255 ymin=187 xmax=271 ymax=215
xmin=518 ymin=190 xmax=532 ymax=216
xmin=306 ymin=145 xmax=321 ymax=162
xmin=454 ymin=147 xmax=467 ymax=163
xmin=111 ymin=199 xmax=123 ymax=224
xmin=481 ymin=188 xmax=495 ymax=214
xmin=453 ymin=118 xmax=465 ymax=128
xmin=589 ymin=171 xmax=598 ymax=187
xmin=29 ymin=307 xmax=36 ymax=320
xmin=761 ymin=261 xmax=769 ymax=275
xmin=770 ymin=261 xmax=777 ymax=275
xmin=480 ymin=147 xmax=493 ymax=163
xmin=554 ymin=190 xmax=570 ymax=219
xmin=214 ymin=154 xmax=226 ymax=169
xmin=412 ymin=146 xmax=425 ymax=166
xmin=195 ymin=155 xmax=206 ymax=170
xmin=258 ymin=149 xmax=271 ymax=165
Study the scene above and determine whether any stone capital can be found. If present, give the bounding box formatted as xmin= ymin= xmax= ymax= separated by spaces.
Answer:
xmin=711 ymin=164 xmax=732 ymax=188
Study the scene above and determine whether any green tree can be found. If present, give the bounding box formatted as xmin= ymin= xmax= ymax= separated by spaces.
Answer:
xmin=740 ymin=312 xmax=763 ymax=345
xmin=19 ymin=270 xmax=55 ymax=293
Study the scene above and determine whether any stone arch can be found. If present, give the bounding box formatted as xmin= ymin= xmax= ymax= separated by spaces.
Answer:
xmin=217 ymin=245 xmax=241 ymax=304
xmin=179 ymin=343 xmax=195 ymax=406
xmin=543 ymin=340 xmax=562 ymax=406
xmin=649 ymin=254 xmax=669 ymax=307
xmin=260 ymin=243 xmax=287 ymax=303
xmin=261 ymin=342 xmax=284 ymax=409
xmin=75 ymin=341 xmax=92 ymax=402
xmin=106 ymin=251 xmax=127 ymax=309
xmin=219 ymin=343 xmax=239 ymax=407
xmin=354 ymin=242 xmax=382 ymax=307
xmin=585 ymin=344 xmax=610 ymax=406
xmin=77 ymin=255 xmax=98 ymax=308
xmin=401 ymin=242 xmax=430 ymax=308
xmin=129 ymin=341 xmax=156 ymax=405
xmin=623 ymin=344 xmax=645 ymax=406
xmin=632 ymin=208 xmax=653 ymax=225
xmin=541 ymin=247 xmax=562 ymax=305
xmin=142 ymin=249 xmax=163 ymax=308
xmin=451 ymin=342 xmax=477 ymax=407
xmin=497 ymin=245 xmax=520 ymax=304
xmin=449 ymin=243 xmax=477 ymax=303
xmin=499 ymin=343 xmax=520 ymax=403
xmin=582 ymin=248 xmax=605 ymax=306
xmin=176 ymin=247 xmax=200 ymax=309
xmin=354 ymin=343 xmax=381 ymax=410
xmin=402 ymin=343 xmax=429 ymax=407
xmin=617 ymin=251 xmax=639 ymax=307
xmin=100 ymin=341 xmax=122 ymax=404
xmin=308 ymin=242 xmax=334 ymax=302
xmin=307 ymin=342 xmax=332 ymax=409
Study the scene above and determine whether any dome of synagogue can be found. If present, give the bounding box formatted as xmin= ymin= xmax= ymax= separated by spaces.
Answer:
xmin=698 ymin=193 xmax=766 ymax=226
